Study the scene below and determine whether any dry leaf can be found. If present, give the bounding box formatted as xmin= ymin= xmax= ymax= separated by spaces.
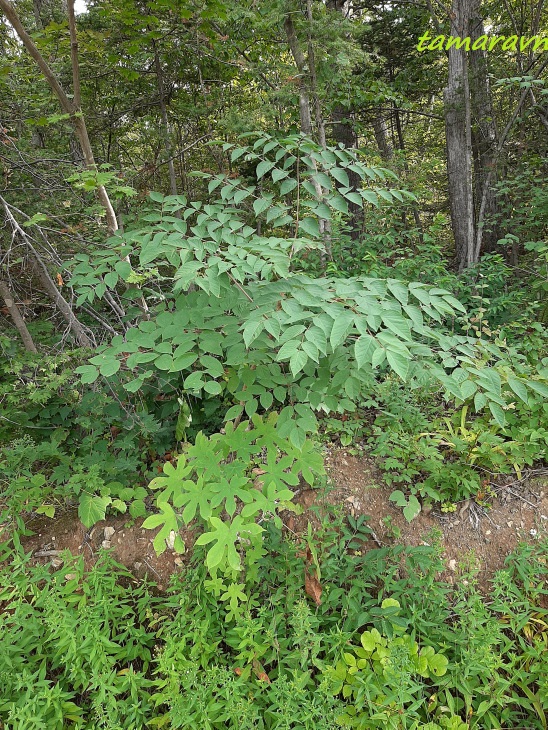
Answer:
xmin=252 ymin=660 xmax=271 ymax=683
xmin=304 ymin=569 xmax=322 ymax=605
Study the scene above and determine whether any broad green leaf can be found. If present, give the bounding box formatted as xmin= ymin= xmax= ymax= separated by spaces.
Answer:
xmin=299 ymin=217 xmax=320 ymax=238
xmin=104 ymin=271 xmax=119 ymax=288
xmin=78 ymin=493 xmax=112 ymax=528
xmin=507 ymin=376 xmax=529 ymax=404
xmin=354 ymin=334 xmax=377 ymax=368
xmin=361 ymin=190 xmax=379 ymax=207
xmin=386 ymin=349 xmax=409 ymax=381
xmin=289 ymin=349 xmax=308 ymax=376
xmin=242 ymin=319 xmax=264 ymax=348
xmin=75 ymin=365 xmax=100 ymax=384
xmin=256 ymin=160 xmax=274 ymax=179
xmin=184 ymin=371 xmax=205 ymax=389
xmin=280 ymin=178 xmax=298 ymax=195
xmin=331 ymin=168 xmax=349 ymax=187
xmin=381 ymin=312 xmax=412 ymax=342
xmin=330 ymin=312 xmax=354 ymax=349
xmin=276 ymin=339 xmax=300 ymax=361
xmin=527 ymin=380 xmax=548 ymax=399
xmin=489 ymin=402 xmax=506 ymax=427
xmin=204 ymin=380 xmax=222 ymax=395
xmin=253 ymin=197 xmax=271 ymax=216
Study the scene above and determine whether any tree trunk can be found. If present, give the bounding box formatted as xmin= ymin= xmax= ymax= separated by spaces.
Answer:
xmin=284 ymin=8 xmax=331 ymax=259
xmin=332 ymin=105 xmax=362 ymax=234
xmin=283 ymin=14 xmax=313 ymax=136
xmin=469 ymin=0 xmax=501 ymax=252
xmin=372 ymin=113 xmax=393 ymax=160
xmin=444 ymin=0 xmax=475 ymax=271
xmin=0 ymin=279 xmax=38 ymax=352
xmin=394 ymin=108 xmax=424 ymax=239
xmin=152 ymin=41 xmax=178 ymax=198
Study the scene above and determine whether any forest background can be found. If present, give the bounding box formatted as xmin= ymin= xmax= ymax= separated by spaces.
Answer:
xmin=0 ymin=0 xmax=548 ymax=727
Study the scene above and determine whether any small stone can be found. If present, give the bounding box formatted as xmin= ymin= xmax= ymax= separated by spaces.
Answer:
xmin=448 ymin=559 xmax=457 ymax=571
xmin=104 ymin=526 xmax=115 ymax=540
xmin=51 ymin=558 xmax=62 ymax=568
xmin=541 ymin=515 xmax=547 ymax=520
xmin=134 ymin=562 xmax=142 ymax=570
xmin=485 ymin=530 xmax=491 ymax=536
xmin=507 ymin=521 xmax=513 ymax=527
xmin=101 ymin=539 xmax=111 ymax=549
xmin=174 ymin=557 xmax=183 ymax=566
xmin=64 ymin=573 xmax=77 ymax=581
xmin=51 ymin=536 xmax=56 ymax=541
xmin=166 ymin=531 xmax=177 ymax=550
xmin=453 ymin=519 xmax=461 ymax=527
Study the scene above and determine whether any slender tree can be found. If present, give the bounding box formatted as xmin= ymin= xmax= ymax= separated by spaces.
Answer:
xmin=444 ymin=0 xmax=476 ymax=271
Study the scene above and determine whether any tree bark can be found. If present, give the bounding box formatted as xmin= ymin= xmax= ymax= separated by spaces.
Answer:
xmin=469 ymin=0 xmax=501 ymax=252
xmin=152 ymin=40 xmax=178 ymax=198
xmin=283 ymin=13 xmax=313 ymax=136
xmin=444 ymin=0 xmax=476 ymax=271
xmin=372 ymin=113 xmax=393 ymax=161
xmin=283 ymin=7 xmax=331 ymax=259
xmin=305 ymin=0 xmax=326 ymax=148
xmin=0 ymin=279 xmax=38 ymax=352
xmin=394 ymin=108 xmax=424 ymax=239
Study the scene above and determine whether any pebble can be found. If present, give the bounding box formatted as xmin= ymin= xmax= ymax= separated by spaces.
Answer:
xmin=104 ymin=526 xmax=115 ymax=540
xmin=448 ymin=559 xmax=457 ymax=571
xmin=174 ymin=557 xmax=183 ymax=566
xmin=101 ymin=540 xmax=111 ymax=549
xmin=51 ymin=558 xmax=62 ymax=568
xmin=166 ymin=531 xmax=177 ymax=550
xmin=134 ymin=562 xmax=142 ymax=570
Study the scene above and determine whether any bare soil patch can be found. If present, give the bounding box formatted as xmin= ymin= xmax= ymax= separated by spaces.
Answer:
xmin=312 ymin=448 xmax=548 ymax=592
xmin=13 ymin=447 xmax=548 ymax=594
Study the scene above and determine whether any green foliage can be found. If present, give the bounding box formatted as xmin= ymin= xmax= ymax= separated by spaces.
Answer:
xmin=0 ymin=348 xmax=171 ymax=528
xmin=0 ymin=551 xmax=158 ymax=729
xmin=143 ymin=413 xmax=324 ymax=609
xmin=69 ymin=138 xmax=548 ymax=456
xmin=324 ymin=603 xmax=450 ymax=728
xmin=1 ymin=519 xmax=546 ymax=729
